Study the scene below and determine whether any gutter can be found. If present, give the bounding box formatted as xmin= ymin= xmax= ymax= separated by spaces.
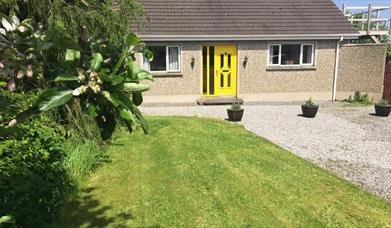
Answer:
xmin=139 ymin=34 xmax=360 ymax=41
xmin=332 ymin=36 xmax=344 ymax=101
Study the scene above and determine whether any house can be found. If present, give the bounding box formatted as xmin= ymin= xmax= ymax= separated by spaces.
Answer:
xmin=134 ymin=0 xmax=388 ymax=104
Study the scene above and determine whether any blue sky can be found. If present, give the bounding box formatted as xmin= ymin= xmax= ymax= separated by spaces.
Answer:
xmin=333 ymin=0 xmax=391 ymax=18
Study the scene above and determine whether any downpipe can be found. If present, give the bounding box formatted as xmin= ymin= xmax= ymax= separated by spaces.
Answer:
xmin=332 ymin=36 xmax=344 ymax=101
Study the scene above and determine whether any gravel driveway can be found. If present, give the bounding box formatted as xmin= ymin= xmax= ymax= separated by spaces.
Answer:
xmin=141 ymin=102 xmax=391 ymax=200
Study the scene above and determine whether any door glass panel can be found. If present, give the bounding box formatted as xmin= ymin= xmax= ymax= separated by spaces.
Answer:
xmin=228 ymin=54 xmax=231 ymax=68
xmin=220 ymin=73 xmax=224 ymax=87
xmin=209 ymin=47 xmax=215 ymax=95
xmin=202 ymin=46 xmax=207 ymax=94
xmin=228 ymin=73 xmax=231 ymax=87
xmin=220 ymin=54 xmax=224 ymax=68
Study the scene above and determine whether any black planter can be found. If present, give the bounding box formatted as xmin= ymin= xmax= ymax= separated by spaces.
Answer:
xmin=227 ymin=109 xmax=244 ymax=122
xmin=301 ymin=105 xmax=319 ymax=118
xmin=374 ymin=105 xmax=391 ymax=117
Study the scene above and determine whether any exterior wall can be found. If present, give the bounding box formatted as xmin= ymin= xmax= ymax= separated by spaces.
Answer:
xmin=136 ymin=42 xmax=202 ymax=96
xmin=237 ymin=40 xmax=336 ymax=96
xmin=336 ymin=43 xmax=387 ymax=101
xmin=136 ymin=40 xmax=386 ymax=102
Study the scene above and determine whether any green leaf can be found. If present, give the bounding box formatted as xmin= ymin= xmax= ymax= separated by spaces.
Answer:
xmin=0 ymin=81 xmax=7 ymax=87
xmin=65 ymin=49 xmax=80 ymax=61
xmin=117 ymin=92 xmax=149 ymax=134
xmin=137 ymin=69 xmax=154 ymax=81
xmin=143 ymin=48 xmax=154 ymax=61
xmin=53 ymin=75 xmax=78 ymax=82
xmin=34 ymin=88 xmax=73 ymax=112
xmin=36 ymin=42 xmax=54 ymax=51
xmin=88 ymin=104 xmax=98 ymax=118
xmin=101 ymin=91 xmax=120 ymax=107
xmin=0 ymin=215 xmax=15 ymax=224
xmin=126 ymin=58 xmax=140 ymax=80
xmin=123 ymin=83 xmax=150 ymax=93
xmin=119 ymin=108 xmax=136 ymax=122
xmin=0 ymin=126 xmax=18 ymax=138
xmin=132 ymin=92 xmax=143 ymax=106
xmin=124 ymin=33 xmax=142 ymax=47
xmin=111 ymin=74 xmax=126 ymax=86
xmin=90 ymin=53 xmax=103 ymax=71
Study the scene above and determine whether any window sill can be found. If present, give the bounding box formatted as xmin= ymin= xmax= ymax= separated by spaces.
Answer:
xmin=266 ymin=66 xmax=316 ymax=71
xmin=152 ymin=72 xmax=183 ymax=78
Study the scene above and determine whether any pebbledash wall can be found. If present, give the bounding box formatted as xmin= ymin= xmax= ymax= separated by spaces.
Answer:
xmin=135 ymin=41 xmax=387 ymax=103
xmin=337 ymin=43 xmax=387 ymax=101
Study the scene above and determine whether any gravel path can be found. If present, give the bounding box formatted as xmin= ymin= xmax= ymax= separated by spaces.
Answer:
xmin=141 ymin=102 xmax=391 ymax=200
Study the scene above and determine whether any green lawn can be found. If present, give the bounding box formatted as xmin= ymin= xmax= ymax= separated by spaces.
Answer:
xmin=55 ymin=117 xmax=391 ymax=227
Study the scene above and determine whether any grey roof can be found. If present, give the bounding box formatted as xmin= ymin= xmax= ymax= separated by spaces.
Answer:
xmin=136 ymin=0 xmax=358 ymax=37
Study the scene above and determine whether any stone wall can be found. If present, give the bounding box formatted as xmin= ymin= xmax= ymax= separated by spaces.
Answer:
xmin=337 ymin=43 xmax=387 ymax=100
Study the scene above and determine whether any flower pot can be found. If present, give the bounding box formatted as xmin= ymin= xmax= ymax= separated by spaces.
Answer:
xmin=374 ymin=104 xmax=391 ymax=117
xmin=227 ymin=109 xmax=244 ymax=122
xmin=301 ymin=105 xmax=319 ymax=118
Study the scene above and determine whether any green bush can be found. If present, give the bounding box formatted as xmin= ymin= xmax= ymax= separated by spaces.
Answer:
xmin=345 ymin=91 xmax=372 ymax=105
xmin=0 ymin=92 xmax=73 ymax=227
xmin=0 ymin=92 xmax=106 ymax=227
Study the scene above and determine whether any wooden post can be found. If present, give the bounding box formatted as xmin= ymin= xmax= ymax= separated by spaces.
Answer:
xmin=367 ymin=4 xmax=372 ymax=34
xmin=376 ymin=10 xmax=380 ymax=30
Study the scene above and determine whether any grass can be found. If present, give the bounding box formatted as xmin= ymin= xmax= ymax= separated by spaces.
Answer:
xmin=54 ymin=117 xmax=391 ymax=227
xmin=63 ymin=140 xmax=106 ymax=182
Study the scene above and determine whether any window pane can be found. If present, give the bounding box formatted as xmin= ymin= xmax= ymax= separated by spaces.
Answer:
xmin=269 ymin=45 xmax=280 ymax=65
xmin=281 ymin=44 xmax=300 ymax=65
xmin=168 ymin=46 xmax=179 ymax=71
xmin=149 ymin=46 xmax=166 ymax=71
xmin=302 ymin=45 xmax=313 ymax=64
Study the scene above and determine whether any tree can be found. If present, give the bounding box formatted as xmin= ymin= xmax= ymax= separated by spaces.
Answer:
xmin=0 ymin=0 xmax=146 ymax=44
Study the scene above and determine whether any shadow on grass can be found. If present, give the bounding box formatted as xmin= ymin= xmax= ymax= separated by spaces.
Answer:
xmin=56 ymin=187 xmax=135 ymax=228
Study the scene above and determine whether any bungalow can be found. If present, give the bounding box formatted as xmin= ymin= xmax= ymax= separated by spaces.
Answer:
xmin=134 ymin=0 xmax=388 ymax=104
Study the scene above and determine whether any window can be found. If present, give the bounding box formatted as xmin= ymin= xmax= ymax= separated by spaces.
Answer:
xmin=144 ymin=45 xmax=181 ymax=72
xmin=268 ymin=43 xmax=314 ymax=66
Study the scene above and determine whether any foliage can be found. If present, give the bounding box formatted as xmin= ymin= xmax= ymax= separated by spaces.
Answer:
xmin=0 ymin=92 xmax=73 ymax=227
xmin=0 ymin=15 xmax=53 ymax=91
xmin=55 ymin=117 xmax=391 ymax=227
xmin=345 ymin=91 xmax=372 ymax=105
xmin=0 ymin=0 xmax=146 ymax=45
xmin=8 ymin=33 xmax=154 ymax=140
xmin=230 ymin=102 xmax=242 ymax=110
xmin=377 ymin=99 xmax=391 ymax=107
xmin=64 ymin=140 xmax=107 ymax=182
xmin=304 ymin=97 xmax=316 ymax=106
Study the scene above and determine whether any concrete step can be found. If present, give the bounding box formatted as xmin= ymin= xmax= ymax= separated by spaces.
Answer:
xmin=197 ymin=96 xmax=244 ymax=105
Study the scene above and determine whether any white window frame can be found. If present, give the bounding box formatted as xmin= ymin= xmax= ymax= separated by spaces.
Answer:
xmin=267 ymin=43 xmax=315 ymax=67
xmin=143 ymin=45 xmax=181 ymax=73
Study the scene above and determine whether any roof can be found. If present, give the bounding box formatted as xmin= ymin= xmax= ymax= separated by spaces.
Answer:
xmin=136 ymin=0 xmax=360 ymax=41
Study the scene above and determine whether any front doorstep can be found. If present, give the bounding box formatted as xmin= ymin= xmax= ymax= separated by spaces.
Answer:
xmin=197 ymin=96 xmax=244 ymax=105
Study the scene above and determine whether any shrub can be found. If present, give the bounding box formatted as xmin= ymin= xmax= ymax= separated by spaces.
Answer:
xmin=0 ymin=92 xmax=73 ymax=226
xmin=230 ymin=102 xmax=242 ymax=110
xmin=345 ymin=91 xmax=372 ymax=105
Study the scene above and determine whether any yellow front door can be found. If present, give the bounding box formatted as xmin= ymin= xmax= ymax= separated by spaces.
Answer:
xmin=201 ymin=45 xmax=237 ymax=96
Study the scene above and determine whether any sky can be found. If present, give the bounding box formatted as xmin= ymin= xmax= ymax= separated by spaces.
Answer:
xmin=333 ymin=0 xmax=391 ymax=18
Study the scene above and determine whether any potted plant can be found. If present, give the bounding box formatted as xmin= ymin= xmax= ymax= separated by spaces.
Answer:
xmin=301 ymin=98 xmax=318 ymax=118
xmin=374 ymin=100 xmax=391 ymax=117
xmin=227 ymin=102 xmax=244 ymax=122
